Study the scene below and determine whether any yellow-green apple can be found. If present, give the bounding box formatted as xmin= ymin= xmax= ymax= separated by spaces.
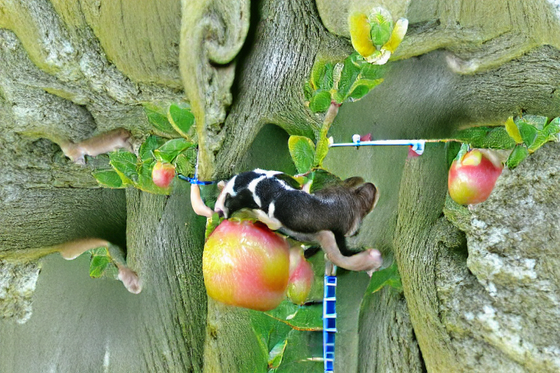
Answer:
xmin=203 ymin=220 xmax=290 ymax=311
xmin=448 ymin=149 xmax=503 ymax=205
xmin=286 ymin=247 xmax=314 ymax=305
xmin=152 ymin=161 xmax=175 ymax=188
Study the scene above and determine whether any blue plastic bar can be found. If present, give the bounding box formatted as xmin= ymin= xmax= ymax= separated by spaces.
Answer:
xmin=329 ymin=136 xmax=426 ymax=155
xmin=323 ymin=275 xmax=337 ymax=373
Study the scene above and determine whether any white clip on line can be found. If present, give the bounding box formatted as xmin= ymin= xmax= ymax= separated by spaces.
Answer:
xmin=330 ymin=134 xmax=426 ymax=156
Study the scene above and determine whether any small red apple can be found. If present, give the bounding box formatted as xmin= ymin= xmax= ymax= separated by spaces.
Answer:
xmin=286 ymin=247 xmax=314 ymax=305
xmin=203 ymin=220 xmax=290 ymax=311
xmin=152 ymin=161 xmax=175 ymax=188
xmin=448 ymin=148 xmax=503 ymax=205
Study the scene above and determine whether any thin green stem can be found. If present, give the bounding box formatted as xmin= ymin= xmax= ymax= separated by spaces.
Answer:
xmin=314 ymin=102 xmax=342 ymax=167
xmin=323 ymin=101 xmax=341 ymax=130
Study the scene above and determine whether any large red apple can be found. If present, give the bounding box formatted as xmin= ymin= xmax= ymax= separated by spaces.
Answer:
xmin=448 ymin=148 xmax=503 ymax=205
xmin=286 ymin=247 xmax=314 ymax=305
xmin=203 ymin=220 xmax=290 ymax=311
xmin=152 ymin=161 xmax=176 ymax=188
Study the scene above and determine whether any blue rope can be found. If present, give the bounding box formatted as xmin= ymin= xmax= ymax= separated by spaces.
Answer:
xmin=323 ymin=275 xmax=337 ymax=373
xmin=177 ymin=174 xmax=215 ymax=185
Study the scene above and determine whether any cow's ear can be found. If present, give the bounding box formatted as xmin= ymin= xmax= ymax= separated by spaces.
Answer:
xmin=218 ymin=180 xmax=226 ymax=191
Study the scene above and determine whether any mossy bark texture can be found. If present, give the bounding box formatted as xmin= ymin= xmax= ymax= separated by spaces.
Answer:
xmin=1 ymin=0 xmax=560 ymax=372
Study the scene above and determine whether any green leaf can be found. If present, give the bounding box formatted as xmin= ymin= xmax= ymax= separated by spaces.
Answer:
xmin=346 ymin=78 xmax=383 ymax=102
xmin=310 ymin=61 xmax=334 ymax=91
xmin=303 ymin=82 xmax=313 ymax=101
xmin=274 ymin=329 xmax=323 ymax=373
xmin=522 ymin=114 xmax=548 ymax=130
xmin=109 ymin=150 xmax=139 ymax=185
xmin=250 ymin=310 xmax=292 ymax=359
xmin=174 ymin=152 xmax=195 ymax=177
xmin=168 ymin=103 xmax=195 ymax=138
xmin=528 ymin=117 xmax=560 ymax=153
xmin=506 ymin=144 xmax=529 ymax=169
xmin=515 ymin=118 xmax=539 ymax=147
xmin=446 ymin=141 xmax=462 ymax=168
xmin=359 ymin=61 xmax=386 ymax=81
xmin=365 ymin=261 xmax=402 ymax=294
xmin=143 ymin=103 xmax=179 ymax=137
xmin=308 ymin=169 xmax=342 ymax=194
xmin=139 ymin=135 xmax=166 ymax=163
xmin=314 ymin=127 xmax=330 ymax=167
xmin=370 ymin=10 xmax=393 ymax=46
xmin=89 ymin=247 xmax=112 ymax=278
xmin=268 ymin=339 xmax=288 ymax=371
xmin=333 ymin=55 xmax=362 ymax=103
xmin=251 ymin=309 xmax=322 ymax=373
xmin=308 ymin=90 xmax=332 ymax=113
xmin=370 ymin=20 xmax=392 ymax=47
xmin=288 ymin=136 xmax=316 ymax=174
xmin=92 ymin=169 xmax=124 ymax=188
xmin=264 ymin=301 xmax=323 ymax=331
xmin=453 ymin=143 xmax=470 ymax=163
xmin=332 ymin=53 xmax=385 ymax=103
xmin=319 ymin=63 xmax=334 ymax=91
xmin=153 ymin=138 xmax=193 ymax=164
xmin=205 ymin=213 xmax=222 ymax=240
xmin=544 ymin=117 xmax=560 ymax=138
xmin=453 ymin=126 xmax=517 ymax=149
xmin=89 ymin=255 xmax=111 ymax=278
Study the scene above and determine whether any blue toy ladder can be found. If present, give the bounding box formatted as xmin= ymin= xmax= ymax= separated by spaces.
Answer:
xmin=323 ymin=274 xmax=337 ymax=373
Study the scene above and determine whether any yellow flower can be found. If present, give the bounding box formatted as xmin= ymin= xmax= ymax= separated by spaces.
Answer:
xmin=349 ymin=7 xmax=408 ymax=65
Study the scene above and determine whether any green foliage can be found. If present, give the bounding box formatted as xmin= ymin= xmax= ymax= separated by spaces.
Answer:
xmin=205 ymin=213 xmax=222 ymax=240
xmin=307 ymin=169 xmax=342 ymax=194
xmin=88 ymin=247 xmax=118 ymax=279
xmin=453 ymin=126 xmax=516 ymax=149
xmin=517 ymin=116 xmax=560 ymax=152
xmin=153 ymin=138 xmax=193 ymax=163
xmin=174 ymin=152 xmax=196 ymax=177
xmin=309 ymin=61 xmax=334 ymax=92
xmin=370 ymin=11 xmax=393 ymax=47
xmin=451 ymin=115 xmax=560 ymax=169
xmin=308 ymin=90 xmax=331 ymax=113
xmin=288 ymin=136 xmax=316 ymax=174
xmin=334 ymin=53 xmax=385 ymax=105
xmin=265 ymin=300 xmax=322 ymax=331
xmin=139 ymin=135 xmax=166 ymax=162
xmin=298 ymin=36 xmax=389 ymax=175
xmin=94 ymin=104 xmax=198 ymax=195
xmin=168 ymin=103 xmax=196 ymax=138
xmin=506 ymin=144 xmax=529 ymax=169
xmin=365 ymin=261 xmax=402 ymax=294
xmin=91 ymin=169 xmax=124 ymax=188
xmin=143 ymin=103 xmax=180 ymax=137
xmin=103 ymin=149 xmax=170 ymax=194
xmin=305 ymin=53 xmax=385 ymax=114
xmin=445 ymin=141 xmax=462 ymax=168
xmin=251 ymin=302 xmax=323 ymax=373
xmin=268 ymin=339 xmax=288 ymax=372
xmin=109 ymin=150 xmax=139 ymax=185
